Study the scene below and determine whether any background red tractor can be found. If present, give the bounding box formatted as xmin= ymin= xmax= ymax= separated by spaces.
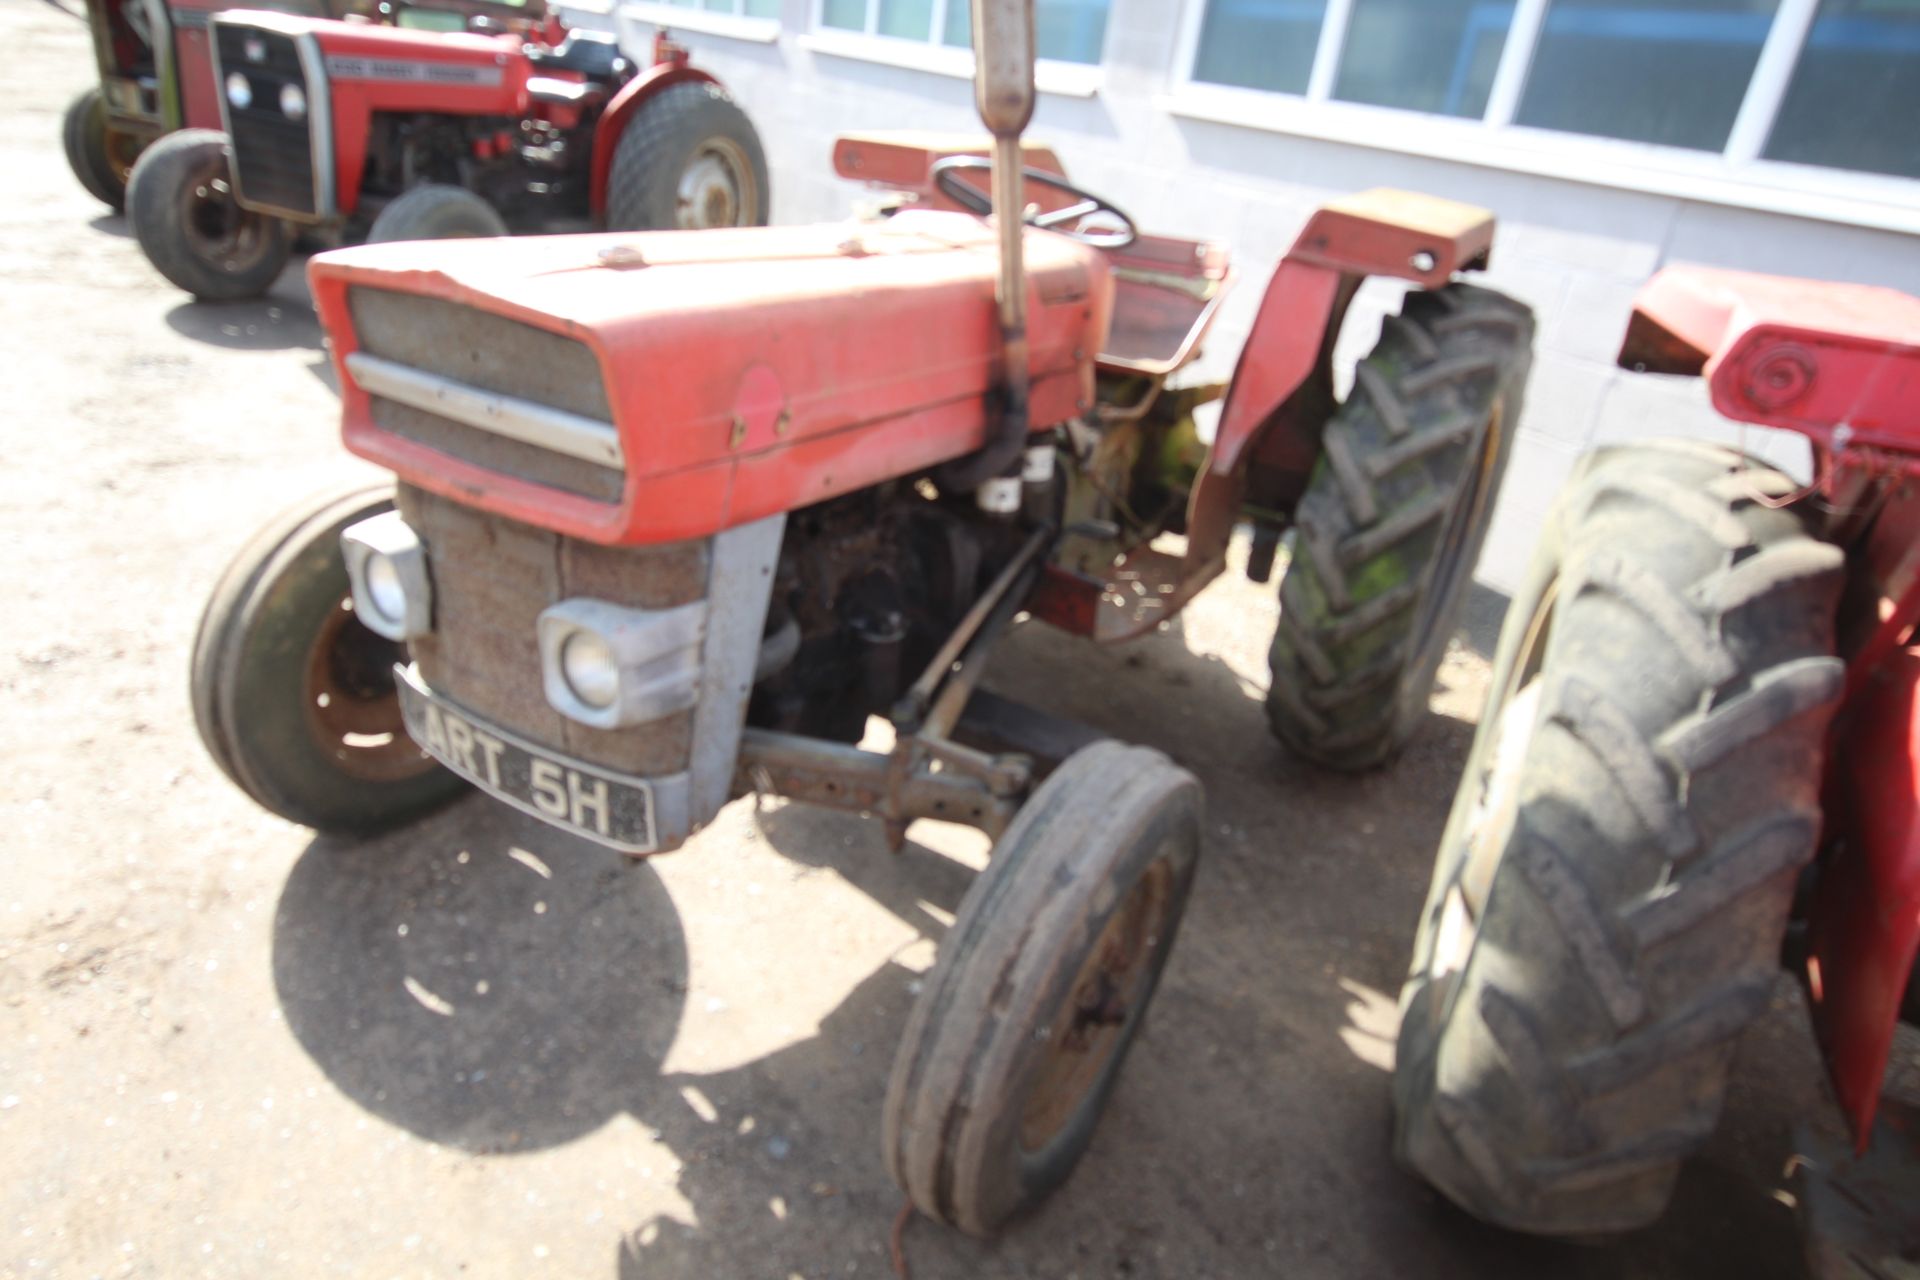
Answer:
xmin=184 ymin=0 xmax=1534 ymax=1236
xmin=1391 ymin=266 xmax=1920 ymax=1271
xmin=123 ymin=9 xmax=767 ymax=300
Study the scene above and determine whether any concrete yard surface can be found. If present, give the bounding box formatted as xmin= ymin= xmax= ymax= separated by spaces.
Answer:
xmin=3 ymin=3 xmax=1839 ymax=1275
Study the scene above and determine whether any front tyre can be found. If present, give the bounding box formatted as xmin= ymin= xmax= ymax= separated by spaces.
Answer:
xmin=191 ymin=482 xmax=465 ymax=834
xmin=1392 ymin=442 xmax=1845 ymax=1235
xmin=63 ymin=87 xmax=129 ymax=212
xmin=365 ymin=184 xmax=510 ymax=243
xmin=126 ymin=129 xmax=291 ymax=301
xmin=605 ymin=81 xmax=769 ymax=230
xmin=1267 ymin=283 xmax=1534 ymax=770
xmin=883 ymin=742 xmax=1202 ymax=1236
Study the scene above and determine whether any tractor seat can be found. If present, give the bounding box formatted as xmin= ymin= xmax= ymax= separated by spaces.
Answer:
xmin=525 ymin=30 xmax=630 ymax=82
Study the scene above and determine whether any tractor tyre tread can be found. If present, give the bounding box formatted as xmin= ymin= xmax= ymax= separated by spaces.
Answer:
xmin=1268 ymin=283 xmax=1535 ymax=771
xmin=63 ymin=86 xmax=125 ymax=212
xmin=364 ymin=183 xmax=510 ymax=243
xmin=1392 ymin=443 xmax=1845 ymax=1236
xmin=126 ymin=128 xmax=291 ymax=300
xmin=605 ymin=81 xmax=769 ymax=231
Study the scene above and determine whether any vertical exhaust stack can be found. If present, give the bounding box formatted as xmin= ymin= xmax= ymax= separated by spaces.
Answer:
xmin=966 ymin=0 xmax=1037 ymax=511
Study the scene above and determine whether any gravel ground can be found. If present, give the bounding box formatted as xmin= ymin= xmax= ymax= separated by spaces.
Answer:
xmin=3 ymin=5 xmax=1837 ymax=1276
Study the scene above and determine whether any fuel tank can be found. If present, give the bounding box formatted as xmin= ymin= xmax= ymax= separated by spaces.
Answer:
xmin=309 ymin=212 xmax=1114 ymax=545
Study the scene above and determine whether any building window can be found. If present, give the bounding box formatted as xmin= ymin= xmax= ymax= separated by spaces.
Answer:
xmin=820 ymin=0 xmax=1111 ymax=63
xmin=1178 ymin=0 xmax=1920 ymax=183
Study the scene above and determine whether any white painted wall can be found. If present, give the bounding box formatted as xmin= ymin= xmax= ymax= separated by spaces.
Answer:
xmin=571 ymin=0 xmax=1920 ymax=593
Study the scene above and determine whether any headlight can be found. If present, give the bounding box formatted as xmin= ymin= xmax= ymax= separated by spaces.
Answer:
xmin=340 ymin=511 xmax=434 ymax=642
xmin=280 ymin=83 xmax=306 ymax=121
xmin=560 ymin=630 xmax=619 ymax=710
xmin=225 ymin=72 xmax=252 ymax=110
xmin=537 ymin=599 xmax=706 ymax=730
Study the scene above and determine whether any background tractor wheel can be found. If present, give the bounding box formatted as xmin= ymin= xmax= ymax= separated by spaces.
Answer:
xmin=63 ymin=86 xmax=127 ymax=212
xmin=1392 ymin=441 xmax=1845 ymax=1236
xmin=126 ymin=128 xmax=290 ymax=301
xmin=1267 ymin=283 xmax=1534 ymax=770
xmin=883 ymin=741 xmax=1202 ymax=1237
xmin=365 ymin=184 xmax=510 ymax=244
xmin=605 ymin=81 xmax=769 ymax=231
xmin=191 ymin=482 xmax=465 ymax=834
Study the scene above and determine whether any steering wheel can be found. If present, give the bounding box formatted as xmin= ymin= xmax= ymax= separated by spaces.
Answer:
xmin=930 ymin=155 xmax=1138 ymax=249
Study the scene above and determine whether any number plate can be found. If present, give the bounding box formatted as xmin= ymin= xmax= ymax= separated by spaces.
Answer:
xmin=394 ymin=665 xmax=657 ymax=853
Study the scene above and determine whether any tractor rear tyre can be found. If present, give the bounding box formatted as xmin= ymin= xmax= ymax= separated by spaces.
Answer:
xmin=605 ymin=81 xmax=769 ymax=231
xmin=63 ymin=87 xmax=127 ymax=212
xmin=365 ymin=184 xmax=510 ymax=243
xmin=883 ymin=741 xmax=1202 ymax=1236
xmin=1392 ymin=442 xmax=1846 ymax=1235
xmin=1267 ymin=283 xmax=1534 ymax=770
xmin=127 ymin=129 xmax=291 ymax=301
xmin=191 ymin=482 xmax=464 ymax=834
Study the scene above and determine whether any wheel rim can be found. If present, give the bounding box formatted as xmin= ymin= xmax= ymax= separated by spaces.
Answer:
xmin=1017 ymin=856 xmax=1176 ymax=1154
xmin=1429 ymin=573 xmax=1557 ymax=988
xmin=675 ymin=139 xmax=755 ymax=229
xmin=179 ymin=150 xmax=278 ymax=274
xmin=104 ymin=128 xmax=142 ymax=189
xmin=1409 ymin=401 xmax=1506 ymax=664
xmin=301 ymin=594 xmax=439 ymax=784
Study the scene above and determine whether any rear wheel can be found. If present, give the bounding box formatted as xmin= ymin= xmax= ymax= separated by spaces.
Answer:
xmin=191 ymin=482 xmax=464 ymax=834
xmin=1392 ymin=442 xmax=1845 ymax=1235
xmin=1267 ymin=283 xmax=1534 ymax=770
xmin=127 ymin=129 xmax=290 ymax=301
xmin=605 ymin=81 xmax=769 ymax=230
xmin=365 ymin=184 xmax=510 ymax=243
xmin=883 ymin=741 xmax=1202 ymax=1236
xmin=63 ymin=87 xmax=130 ymax=212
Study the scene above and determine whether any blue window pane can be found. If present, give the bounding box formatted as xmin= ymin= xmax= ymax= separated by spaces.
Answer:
xmin=879 ymin=0 xmax=933 ymax=38
xmin=822 ymin=0 xmax=865 ymax=29
xmin=1516 ymin=0 xmax=1781 ymax=151
xmin=943 ymin=0 xmax=1109 ymax=63
xmin=1333 ymin=0 xmax=1512 ymax=118
xmin=1766 ymin=0 xmax=1920 ymax=179
xmin=743 ymin=0 xmax=779 ymax=15
xmin=1191 ymin=0 xmax=1327 ymax=92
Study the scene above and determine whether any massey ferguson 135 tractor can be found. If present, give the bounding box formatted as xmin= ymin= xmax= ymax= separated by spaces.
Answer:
xmin=1392 ymin=267 xmax=1920 ymax=1264
xmin=188 ymin=0 xmax=1533 ymax=1234
xmin=122 ymin=8 xmax=766 ymax=300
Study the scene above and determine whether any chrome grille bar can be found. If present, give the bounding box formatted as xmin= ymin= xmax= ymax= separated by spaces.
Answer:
xmin=345 ymin=351 xmax=625 ymax=469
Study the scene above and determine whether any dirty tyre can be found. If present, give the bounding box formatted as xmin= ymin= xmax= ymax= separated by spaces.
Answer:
xmin=63 ymin=87 xmax=126 ymax=211
xmin=191 ymin=482 xmax=464 ymax=834
xmin=605 ymin=81 xmax=769 ymax=230
xmin=127 ymin=128 xmax=290 ymax=300
xmin=1268 ymin=283 xmax=1534 ymax=770
xmin=883 ymin=741 xmax=1202 ymax=1236
xmin=365 ymin=183 xmax=510 ymax=243
xmin=1392 ymin=442 xmax=1845 ymax=1235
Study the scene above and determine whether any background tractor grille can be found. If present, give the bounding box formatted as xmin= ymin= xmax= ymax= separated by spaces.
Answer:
xmin=349 ymin=287 xmax=624 ymax=502
xmin=216 ymin=24 xmax=319 ymax=217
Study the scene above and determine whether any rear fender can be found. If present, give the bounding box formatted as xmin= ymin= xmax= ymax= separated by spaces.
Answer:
xmin=586 ymin=61 xmax=720 ymax=219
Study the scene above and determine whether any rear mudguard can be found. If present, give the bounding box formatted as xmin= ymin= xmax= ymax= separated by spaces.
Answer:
xmin=586 ymin=61 xmax=720 ymax=220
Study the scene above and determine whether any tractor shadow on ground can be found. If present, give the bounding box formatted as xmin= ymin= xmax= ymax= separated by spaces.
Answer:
xmin=86 ymin=214 xmax=130 ymax=239
xmin=163 ymin=263 xmax=326 ymax=355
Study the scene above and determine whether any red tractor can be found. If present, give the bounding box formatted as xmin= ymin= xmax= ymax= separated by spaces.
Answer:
xmin=187 ymin=0 xmax=1533 ymax=1235
xmin=1391 ymin=267 xmax=1920 ymax=1269
xmin=122 ymin=8 xmax=766 ymax=300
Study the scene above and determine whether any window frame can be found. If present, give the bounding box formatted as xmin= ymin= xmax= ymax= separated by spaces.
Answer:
xmin=802 ymin=0 xmax=1110 ymax=91
xmin=1165 ymin=0 xmax=1920 ymax=236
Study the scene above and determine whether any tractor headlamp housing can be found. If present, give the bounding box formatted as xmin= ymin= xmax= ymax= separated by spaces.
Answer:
xmin=340 ymin=511 xmax=434 ymax=642
xmin=280 ymin=83 xmax=307 ymax=121
xmin=225 ymin=72 xmax=253 ymax=111
xmin=537 ymin=599 xmax=707 ymax=730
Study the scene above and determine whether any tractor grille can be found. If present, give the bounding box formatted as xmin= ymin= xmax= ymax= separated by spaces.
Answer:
xmin=396 ymin=484 xmax=703 ymax=774
xmin=348 ymin=287 xmax=625 ymax=503
xmin=216 ymin=24 xmax=321 ymax=218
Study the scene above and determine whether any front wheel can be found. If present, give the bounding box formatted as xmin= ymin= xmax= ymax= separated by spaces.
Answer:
xmin=883 ymin=741 xmax=1202 ymax=1236
xmin=1267 ymin=283 xmax=1534 ymax=770
xmin=126 ymin=129 xmax=291 ymax=301
xmin=365 ymin=184 xmax=510 ymax=243
xmin=191 ymin=482 xmax=465 ymax=834
xmin=605 ymin=81 xmax=769 ymax=230
xmin=63 ymin=87 xmax=130 ymax=212
xmin=1392 ymin=442 xmax=1845 ymax=1235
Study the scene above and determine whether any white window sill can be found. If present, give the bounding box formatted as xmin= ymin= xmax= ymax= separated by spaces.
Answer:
xmin=619 ymin=2 xmax=780 ymax=42
xmin=556 ymin=0 xmax=615 ymax=12
xmin=1162 ymin=82 xmax=1920 ymax=238
xmin=797 ymin=30 xmax=1102 ymax=98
